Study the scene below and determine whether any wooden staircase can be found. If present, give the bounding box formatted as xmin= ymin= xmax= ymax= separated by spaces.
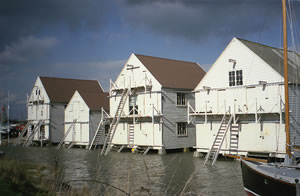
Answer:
xmin=204 ymin=114 xmax=234 ymax=166
xmin=14 ymin=121 xmax=31 ymax=146
xmin=89 ymin=119 xmax=105 ymax=150
xmin=229 ymin=124 xmax=239 ymax=155
xmin=101 ymin=88 xmax=130 ymax=156
xmin=128 ymin=124 xmax=134 ymax=148
xmin=57 ymin=119 xmax=77 ymax=150
xmin=23 ymin=120 xmax=44 ymax=147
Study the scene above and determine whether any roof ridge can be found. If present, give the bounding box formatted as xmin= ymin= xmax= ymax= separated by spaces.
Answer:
xmin=237 ymin=37 xmax=300 ymax=56
xmin=236 ymin=37 xmax=282 ymax=50
xmin=135 ymin=53 xmax=198 ymax=64
xmin=40 ymin=76 xmax=98 ymax=82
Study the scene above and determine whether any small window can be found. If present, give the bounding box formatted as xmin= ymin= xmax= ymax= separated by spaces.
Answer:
xmin=177 ymin=93 xmax=186 ymax=105
xmin=38 ymin=90 xmax=41 ymax=95
xmin=177 ymin=122 xmax=187 ymax=136
xmin=229 ymin=71 xmax=235 ymax=86
xmin=35 ymin=90 xmax=38 ymax=95
xmin=70 ymin=104 xmax=73 ymax=112
xmin=129 ymin=95 xmax=138 ymax=115
xmin=236 ymin=70 xmax=243 ymax=86
xmin=229 ymin=70 xmax=243 ymax=86
xmin=105 ymin=125 xmax=110 ymax=135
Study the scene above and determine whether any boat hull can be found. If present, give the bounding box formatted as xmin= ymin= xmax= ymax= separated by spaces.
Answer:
xmin=241 ymin=160 xmax=297 ymax=196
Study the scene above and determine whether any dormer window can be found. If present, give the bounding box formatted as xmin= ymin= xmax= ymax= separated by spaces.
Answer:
xmin=229 ymin=70 xmax=243 ymax=86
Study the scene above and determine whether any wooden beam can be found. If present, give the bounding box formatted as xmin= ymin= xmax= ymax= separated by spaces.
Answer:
xmin=224 ymin=154 xmax=268 ymax=163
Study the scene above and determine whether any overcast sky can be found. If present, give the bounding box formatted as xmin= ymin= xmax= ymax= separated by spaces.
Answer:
xmin=0 ymin=0 xmax=299 ymax=120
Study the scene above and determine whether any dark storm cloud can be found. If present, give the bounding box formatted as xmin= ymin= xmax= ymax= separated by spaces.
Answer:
xmin=0 ymin=0 xmax=111 ymax=49
xmin=120 ymin=0 xmax=299 ymax=41
xmin=0 ymin=36 xmax=57 ymax=70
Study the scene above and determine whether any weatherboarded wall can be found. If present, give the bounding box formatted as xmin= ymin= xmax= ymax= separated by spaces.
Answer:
xmin=289 ymin=85 xmax=300 ymax=157
xmin=50 ymin=103 xmax=65 ymax=143
xmin=162 ymin=88 xmax=196 ymax=149
xmin=89 ymin=111 xmax=102 ymax=144
xmin=195 ymin=121 xmax=286 ymax=157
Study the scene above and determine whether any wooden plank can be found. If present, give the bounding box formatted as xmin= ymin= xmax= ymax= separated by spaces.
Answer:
xmin=224 ymin=154 xmax=268 ymax=163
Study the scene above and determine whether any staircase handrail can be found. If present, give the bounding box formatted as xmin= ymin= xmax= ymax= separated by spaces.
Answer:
xmin=57 ymin=119 xmax=77 ymax=150
xmin=14 ymin=121 xmax=31 ymax=146
xmin=204 ymin=113 xmax=227 ymax=165
xmin=88 ymin=118 xmax=104 ymax=150
xmin=212 ymin=114 xmax=234 ymax=166
xmin=23 ymin=120 xmax=44 ymax=147
xmin=101 ymin=87 xmax=130 ymax=155
xmin=104 ymin=88 xmax=130 ymax=155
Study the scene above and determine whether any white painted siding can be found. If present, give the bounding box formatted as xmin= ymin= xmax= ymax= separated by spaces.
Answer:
xmin=195 ymin=38 xmax=283 ymax=90
xmin=27 ymin=77 xmax=50 ymax=122
xmin=194 ymin=38 xmax=287 ymax=157
xmin=64 ymin=91 xmax=90 ymax=145
xmin=113 ymin=53 xmax=161 ymax=92
xmin=110 ymin=54 xmax=164 ymax=148
xmin=195 ymin=84 xmax=284 ymax=115
xmin=28 ymin=77 xmax=51 ymax=141
xmin=196 ymin=122 xmax=286 ymax=157
xmin=111 ymin=122 xmax=129 ymax=145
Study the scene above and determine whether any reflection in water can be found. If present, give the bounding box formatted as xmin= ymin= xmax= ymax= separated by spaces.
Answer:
xmin=0 ymin=146 xmax=245 ymax=195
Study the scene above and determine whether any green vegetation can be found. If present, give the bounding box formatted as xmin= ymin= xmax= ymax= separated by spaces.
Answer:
xmin=0 ymin=159 xmax=53 ymax=195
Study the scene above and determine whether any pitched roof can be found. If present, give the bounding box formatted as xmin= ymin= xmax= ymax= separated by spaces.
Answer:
xmin=40 ymin=77 xmax=106 ymax=103
xmin=135 ymin=54 xmax=206 ymax=90
xmin=238 ymin=38 xmax=300 ymax=83
xmin=79 ymin=92 xmax=109 ymax=111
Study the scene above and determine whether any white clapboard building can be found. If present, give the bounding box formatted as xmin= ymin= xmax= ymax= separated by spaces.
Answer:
xmin=102 ymin=53 xmax=206 ymax=155
xmin=15 ymin=76 xmax=106 ymax=147
xmin=62 ymin=90 xmax=109 ymax=149
xmin=189 ymin=38 xmax=300 ymax=161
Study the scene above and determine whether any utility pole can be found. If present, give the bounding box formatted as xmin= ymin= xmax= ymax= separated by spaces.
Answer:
xmin=7 ymin=91 xmax=10 ymax=145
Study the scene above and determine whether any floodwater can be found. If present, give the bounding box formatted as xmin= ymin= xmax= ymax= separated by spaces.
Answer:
xmin=0 ymin=146 xmax=245 ymax=195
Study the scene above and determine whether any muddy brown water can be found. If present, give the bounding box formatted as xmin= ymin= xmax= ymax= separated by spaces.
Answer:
xmin=0 ymin=146 xmax=245 ymax=195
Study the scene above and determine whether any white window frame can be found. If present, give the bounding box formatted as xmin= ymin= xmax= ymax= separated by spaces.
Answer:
xmin=229 ymin=71 xmax=235 ymax=86
xmin=236 ymin=70 xmax=243 ymax=86
xmin=229 ymin=70 xmax=243 ymax=86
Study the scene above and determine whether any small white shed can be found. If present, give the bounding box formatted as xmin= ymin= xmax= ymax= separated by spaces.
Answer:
xmin=63 ymin=90 xmax=109 ymax=148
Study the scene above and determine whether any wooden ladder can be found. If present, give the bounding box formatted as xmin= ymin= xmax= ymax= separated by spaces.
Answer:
xmin=128 ymin=124 xmax=134 ymax=148
xmin=229 ymin=124 xmax=239 ymax=155
xmin=204 ymin=113 xmax=234 ymax=166
xmin=88 ymin=119 xmax=105 ymax=150
xmin=57 ymin=119 xmax=77 ymax=150
xmin=23 ymin=120 xmax=44 ymax=147
xmin=14 ymin=121 xmax=31 ymax=146
xmin=101 ymin=88 xmax=130 ymax=156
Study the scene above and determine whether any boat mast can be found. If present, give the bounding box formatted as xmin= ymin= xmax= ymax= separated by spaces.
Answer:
xmin=282 ymin=0 xmax=291 ymax=158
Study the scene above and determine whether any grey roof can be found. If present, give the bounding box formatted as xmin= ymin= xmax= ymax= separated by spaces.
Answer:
xmin=238 ymin=38 xmax=300 ymax=84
